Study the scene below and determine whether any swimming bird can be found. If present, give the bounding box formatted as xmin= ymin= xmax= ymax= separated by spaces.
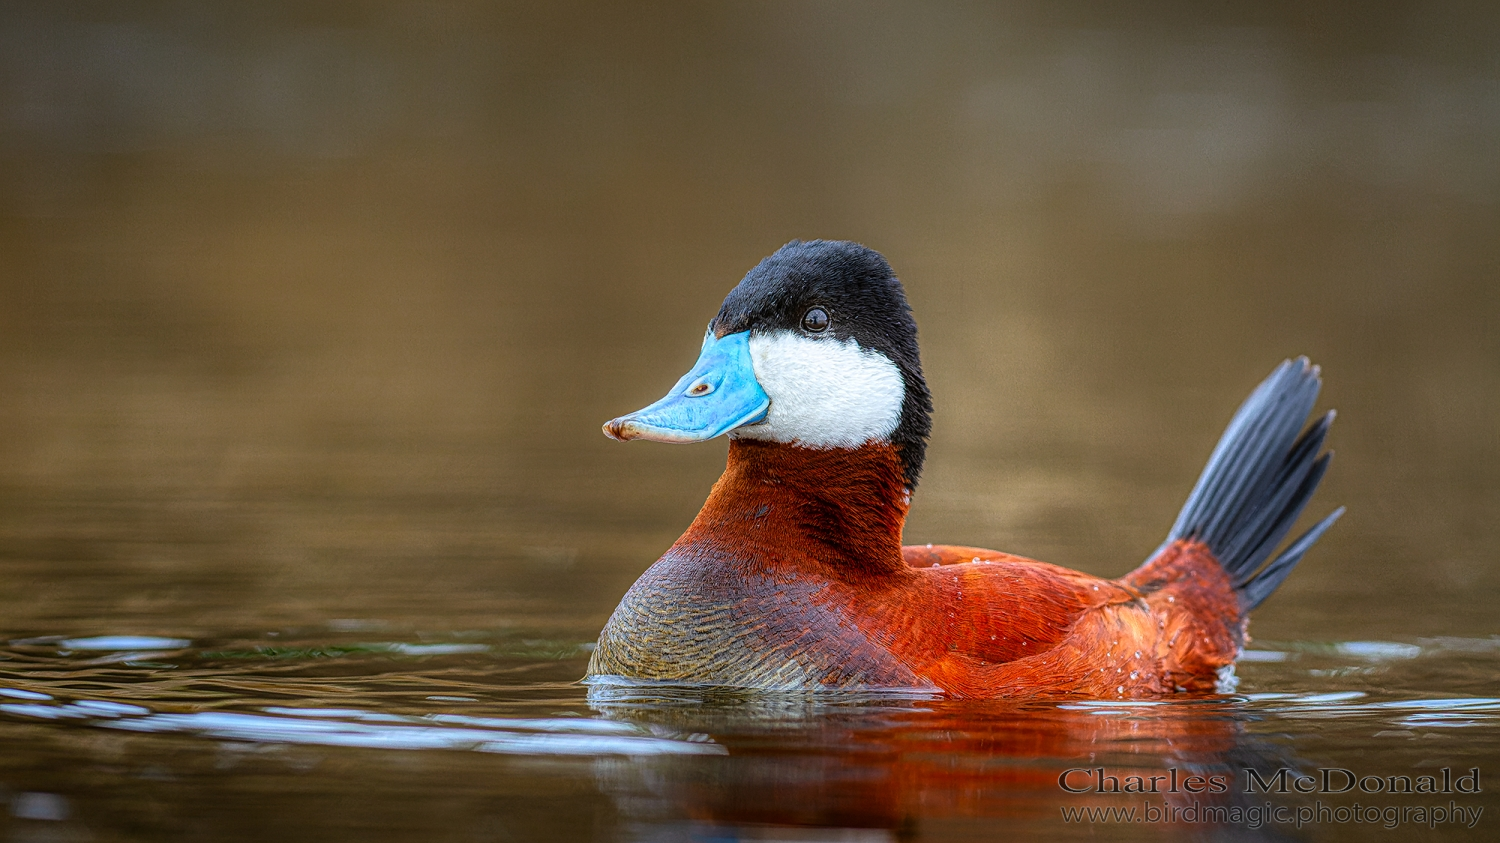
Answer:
xmin=588 ymin=240 xmax=1342 ymax=698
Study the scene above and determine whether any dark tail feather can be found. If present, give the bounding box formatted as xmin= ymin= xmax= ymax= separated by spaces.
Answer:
xmin=1161 ymin=358 xmax=1343 ymax=611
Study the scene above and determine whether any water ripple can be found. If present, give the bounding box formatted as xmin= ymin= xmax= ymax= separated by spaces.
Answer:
xmin=0 ymin=690 xmax=725 ymax=756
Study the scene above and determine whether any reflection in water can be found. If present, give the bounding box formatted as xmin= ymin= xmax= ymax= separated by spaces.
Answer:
xmin=588 ymin=685 xmax=1278 ymax=832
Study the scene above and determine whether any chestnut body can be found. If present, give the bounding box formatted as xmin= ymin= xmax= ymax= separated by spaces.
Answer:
xmin=588 ymin=441 xmax=1242 ymax=698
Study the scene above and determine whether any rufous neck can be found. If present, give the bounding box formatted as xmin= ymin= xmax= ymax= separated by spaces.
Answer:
xmin=683 ymin=439 xmax=911 ymax=578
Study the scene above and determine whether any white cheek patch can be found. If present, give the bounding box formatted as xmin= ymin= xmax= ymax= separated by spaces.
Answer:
xmin=733 ymin=331 xmax=905 ymax=448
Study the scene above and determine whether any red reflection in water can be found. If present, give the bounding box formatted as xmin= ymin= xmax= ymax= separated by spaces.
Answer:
xmin=591 ymin=693 xmax=1282 ymax=836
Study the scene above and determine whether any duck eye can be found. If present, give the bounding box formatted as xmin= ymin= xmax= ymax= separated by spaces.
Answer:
xmin=801 ymin=307 xmax=830 ymax=333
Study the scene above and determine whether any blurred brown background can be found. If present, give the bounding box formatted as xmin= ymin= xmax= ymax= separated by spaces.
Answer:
xmin=0 ymin=1 xmax=1496 ymax=640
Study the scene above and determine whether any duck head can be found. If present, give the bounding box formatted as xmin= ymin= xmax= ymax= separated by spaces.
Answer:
xmin=604 ymin=240 xmax=933 ymax=489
